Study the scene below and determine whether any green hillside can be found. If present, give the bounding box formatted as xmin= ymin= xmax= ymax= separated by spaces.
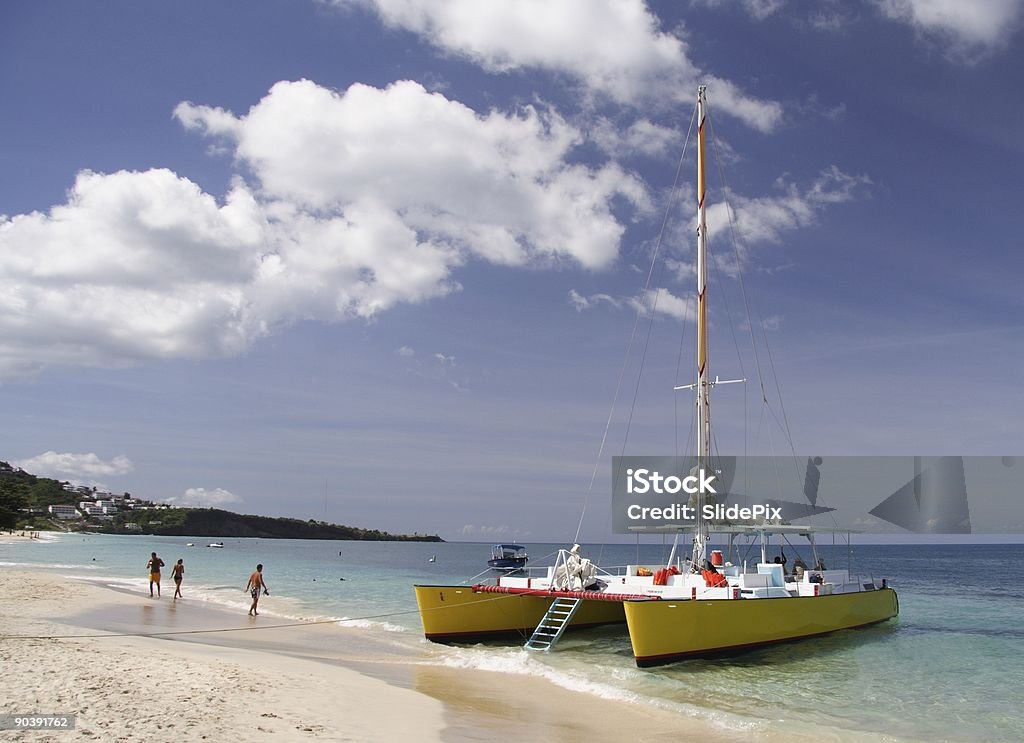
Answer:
xmin=0 ymin=460 xmax=442 ymax=541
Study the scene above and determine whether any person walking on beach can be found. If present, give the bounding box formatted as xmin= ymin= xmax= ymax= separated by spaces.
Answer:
xmin=171 ymin=559 xmax=185 ymax=599
xmin=245 ymin=563 xmax=269 ymax=616
xmin=147 ymin=552 xmax=165 ymax=597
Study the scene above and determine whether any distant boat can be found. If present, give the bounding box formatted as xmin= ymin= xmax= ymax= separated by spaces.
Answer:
xmin=428 ymin=555 xmax=437 ymax=563
xmin=487 ymin=544 xmax=528 ymax=570
xmin=207 ymin=542 xmax=224 ymax=548
xmin=186 ymin=543 xmax=195 ymax=547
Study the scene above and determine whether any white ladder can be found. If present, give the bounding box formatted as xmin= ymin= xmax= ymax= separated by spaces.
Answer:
xmin=524 ymin=597 xmax=582 ymax=651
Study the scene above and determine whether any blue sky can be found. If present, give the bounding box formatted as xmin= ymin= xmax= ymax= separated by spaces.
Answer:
xmin=2 ymin=1 xmax=1022 ymax=541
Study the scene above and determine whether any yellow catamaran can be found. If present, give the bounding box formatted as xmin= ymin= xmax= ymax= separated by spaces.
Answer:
xmin=414 ymin=86 xmax=898 ymax=665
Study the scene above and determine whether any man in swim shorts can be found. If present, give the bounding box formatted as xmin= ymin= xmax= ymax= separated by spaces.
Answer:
xmin=245 ymin=563 xmax=269 ymax=616
xmin=147 ymin=552 xmax=165 ymax=597
xmin=171 ymin=558 xmax=185 ymax=599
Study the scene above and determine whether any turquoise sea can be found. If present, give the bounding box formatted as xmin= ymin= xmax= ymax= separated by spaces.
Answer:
xmin=3 ymin=534 xmax=1022 ymax=742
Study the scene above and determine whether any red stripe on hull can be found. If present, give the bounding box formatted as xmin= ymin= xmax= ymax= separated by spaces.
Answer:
xmin=471 ymin=584 xmax=658 ymax=602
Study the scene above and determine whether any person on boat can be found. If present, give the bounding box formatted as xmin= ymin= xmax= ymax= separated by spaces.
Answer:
xmin=702 ymin=560 xmax=728 ymax=588
xmin=171 ymin=559 xmax=185 ymax=599
xmin=816 ymin=557 xmax=826 ymax=571
xmin=793 ymin=556 xmax=807 ymax=579
xmin=146 ymin=552 xmax=164 ymax=598
xmin=245 ymin=563 xmax=269 ymax=616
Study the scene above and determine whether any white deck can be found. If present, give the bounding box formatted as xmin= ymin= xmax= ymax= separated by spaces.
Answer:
xmin=495 ymin=562 xmax=883 ymax=601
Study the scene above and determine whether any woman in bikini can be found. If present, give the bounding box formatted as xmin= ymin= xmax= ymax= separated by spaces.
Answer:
xmin=171 ymin=559 xmax=185 ymax=599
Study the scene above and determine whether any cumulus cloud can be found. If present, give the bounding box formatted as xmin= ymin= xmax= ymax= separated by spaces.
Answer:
xmin=166 ymin=487 xmax=243 ymax=508
xmin=590 ymin=118 xmax=679 ymax=159
xmin=0 ymin=79 xmax=648 ymax=378
xmin=13 ymin=451 xmax=134 ymax=480
xmin=177 ymin=80 xmax=648 ymax=266
xmin=396 ymin=345 xmax=415 ymax=357
xmin=629 ymin=287 xmax=693 ymax=321
xmin=0 ymin=170 xmax=265 ymax=377
xmin=875 ymin=0 xmax=1023 ymax=59
xmin=331 ymin=0 xmax=783 ymax=131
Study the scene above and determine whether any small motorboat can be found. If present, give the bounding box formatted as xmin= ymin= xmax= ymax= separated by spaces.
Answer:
xmin=207 ymin=542 xmax=224 ymax=548
xmin=428 ymin=555 xmax=437 ymax=563
xmin=487 ymin=544 xmax=528 ymax=570
xmin=186 ymin=543 xmax=195 ymax=547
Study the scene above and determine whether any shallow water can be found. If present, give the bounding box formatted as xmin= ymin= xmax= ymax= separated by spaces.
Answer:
xmin=3 ymin=534 xmax=1021 ymax=741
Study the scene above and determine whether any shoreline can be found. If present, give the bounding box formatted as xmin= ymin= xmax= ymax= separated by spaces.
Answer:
xmin=1 ymin=569 xmax=772 ymax=742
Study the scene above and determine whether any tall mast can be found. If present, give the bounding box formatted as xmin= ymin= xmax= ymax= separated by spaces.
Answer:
xmin=692 ymin=85 xmax=710 ymax=569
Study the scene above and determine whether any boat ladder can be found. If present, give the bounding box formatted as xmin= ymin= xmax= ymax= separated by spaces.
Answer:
xmin=524 ymin=597 xmax=581 ymax=651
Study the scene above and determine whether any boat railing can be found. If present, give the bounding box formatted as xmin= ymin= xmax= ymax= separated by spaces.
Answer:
xmin=502 ymin=563 xmax=637 ymax=579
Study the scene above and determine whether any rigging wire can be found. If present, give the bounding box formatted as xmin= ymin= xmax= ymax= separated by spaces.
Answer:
xmin=578 ymin=100 xmax=698 ymax=549
xmin=706 ymin=95 xmax=804 ymax=496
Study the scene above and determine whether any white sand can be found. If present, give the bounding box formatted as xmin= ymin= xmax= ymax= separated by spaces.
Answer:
xmin=0 ymin=569 xmax=804 ymax=743
xmin=0 ymin=570 xmax=445 ymax=742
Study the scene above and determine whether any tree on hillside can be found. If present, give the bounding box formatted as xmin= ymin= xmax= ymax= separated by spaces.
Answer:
xmin=0 ymin=479 xmax=29 ymax=529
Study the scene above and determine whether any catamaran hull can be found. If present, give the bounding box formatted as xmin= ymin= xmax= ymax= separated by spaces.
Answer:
xmin=623 ymin=587 xmax=899 ymax=667
xmin=414 ymin=585 xmax=626 ymax=643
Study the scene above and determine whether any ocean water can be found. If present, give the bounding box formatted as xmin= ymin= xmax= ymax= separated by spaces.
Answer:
xmin=3 ymin=533 xmax=1022 ymax=742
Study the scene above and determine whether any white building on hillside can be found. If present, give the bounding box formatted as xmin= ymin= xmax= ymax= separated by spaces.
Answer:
xmin=48 ymin=504 xmax=80 ymax=520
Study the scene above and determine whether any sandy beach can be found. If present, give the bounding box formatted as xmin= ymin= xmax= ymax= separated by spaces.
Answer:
xmin=0 ymin=570 xmax=447 ymax=742
xmin=0 ymin=569 xmax=767 ymax=743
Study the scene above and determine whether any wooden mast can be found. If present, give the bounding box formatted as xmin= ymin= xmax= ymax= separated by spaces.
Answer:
xmin=692 ymin=85 xmax=711 ymax=569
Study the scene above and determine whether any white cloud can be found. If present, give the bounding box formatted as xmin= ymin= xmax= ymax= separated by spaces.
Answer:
xmin=0 ymin=79 xmax=647 ymax=379
xmin=331 ymin=0 xmax=783 ymax=132
xmin=706 ymin=166 xmax=871 ymax=246
xmin=875 ymin=0 xmax=1023 ymax=59
xmin=396 ymin=345 xmax=416 ymax=357
xmin=692 ymin=0 xmax=787 ymax=20
xmin=166 ymin=487 xmax=243 ymax=508
xmin=590 ymin=118 xmax=679 ymax=158
xmin=629 ymin=287 xmax=693 ymax=321
xmin=176 ymin=79 xmax=647 ymax=270
xmin=570 ymin=286 xmax=691 ymax=321
xmin=434 ymin=353 xmax=456 ymax=367
xmin=0 ymin=170 xmax=267 ymax=377
xmin=13 ymin=451 xmax=134 ymax=480
xmin=665 ymin=257 xmax=697 ymax=283
xmin=567 ymin=288 xmax=623 ymax=312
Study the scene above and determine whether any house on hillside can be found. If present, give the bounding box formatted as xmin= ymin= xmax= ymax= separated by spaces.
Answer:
xmin=48 ymin=504 xmax=80 ymax=520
